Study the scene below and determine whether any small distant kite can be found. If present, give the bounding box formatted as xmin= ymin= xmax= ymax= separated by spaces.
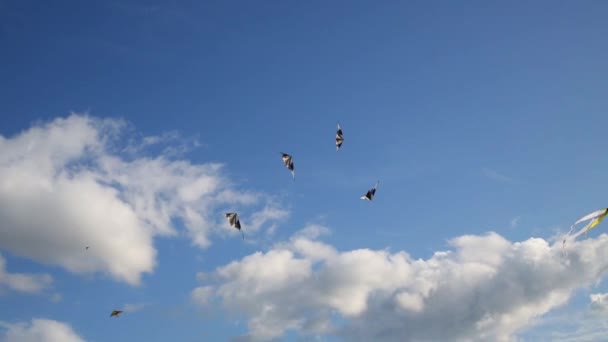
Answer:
xmin=360 ymin=181 xmax=379 ymax=201
xmin=226 ymin=212 xmax=244 ymax=239
xmin=110 ymin=310 xmax=123 ymax=317
xmin=336 ymin=123 xmax=344 ymax=151
xmin=280 ymin=152 xmax=295 ymax=180
xmin=85 ymin=246 xmax=89 ymax=250
xmin=562 ymin=208 xmax=608 ymax=250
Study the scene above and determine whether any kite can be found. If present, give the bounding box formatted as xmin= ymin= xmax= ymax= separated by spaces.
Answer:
xmin=562 ymin=208 xmax=608 ymax=250
xmin=280 ymin=152 xmax=295 ymax=180
xmin=110 ymin=310 xmax=123 ymax=317
xmin=226 ymin=212 xmax=244 ymax=239
xmin=336 ymin=123 xmax=344 ymax=151
xmin=360 ymin=181 xmax=379 ymax=201
xmin=85 ymin=246 xmax=89 ymax=250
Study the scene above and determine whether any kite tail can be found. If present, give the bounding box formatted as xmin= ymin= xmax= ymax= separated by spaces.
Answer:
xmin=562 ymin=226 xmax=574 ymax=251
xmin=570 ymin=221 xmax=594 ymax=241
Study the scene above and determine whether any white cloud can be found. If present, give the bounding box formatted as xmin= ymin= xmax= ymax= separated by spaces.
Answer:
xmin=243 ymin=204 xmax=289 ymax=235
xmin=0 ymin=254 xmax=52 ymax=294
xmin=523 ymin=292 xmax=608 ymax=342
xmin=193 ymin=226 xmax=608 ymax=341
xmin=482 ymin=167 xmax=515 ymax=183
xmin=50 ymin=293 xmax=62 ymax=303
xmin=0 ymin=114 xmax=287 ymax=286
xmin=122 ymin=302 xmax=148 ymax=313
xmin=122 ymin=129 xmax=201 ymax=157
xmin=552 ymin=293 xmax=608 ymax=341
xmin=292 ymin=224 xmax=330 ymax=240
xmin=0 ymin=319 xmax=85 ymax=342
xmin=191 ymin=286 xmax=214 ymax=306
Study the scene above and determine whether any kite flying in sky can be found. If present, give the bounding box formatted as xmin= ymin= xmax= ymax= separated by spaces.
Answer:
xmin=360 ymin=181 xmax=379 ymax=201
xmin=110 ymin=310 xmax=123 ymax=317
xmin=336 ymin=123 xmax=344 ymax=151
xmin=280 ymin=152 xmax=295 ymax=180
xmin=226 ymin=212 xmax=244 ymax=239
xmin=562 ymin=208 xmax=608 ymax=250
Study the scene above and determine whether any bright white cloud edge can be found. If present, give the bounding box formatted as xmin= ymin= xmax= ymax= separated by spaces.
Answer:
xmin=193 ymin=226 xmax=608 ymax=342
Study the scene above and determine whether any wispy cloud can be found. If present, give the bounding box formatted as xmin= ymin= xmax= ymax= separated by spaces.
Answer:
xmin=122 ymin=302 xmax=149 ymax=313
xmin=524 ymin=292 xmax=608 ymax=342
xmin=244 ymin=203 xmax=290 ymax=235
xmin=482 ymin=167 xmax=515 ymax=183
xmin=50 ymin=293 xmax=62 ymax=303
xmin=122 ymin=130 xmax=202 ymax=157
xmin=191 ymin=286 xmax=214 ymax=307
xmin=0 ymin=254 xmax=53 ymax=295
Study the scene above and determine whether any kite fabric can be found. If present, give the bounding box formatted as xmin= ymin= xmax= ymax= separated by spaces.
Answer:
xmin=110 ymin=310 xmax=123 ymax=317
xmin=562 ymin=208 xmax=608 ymax=249
xmin=226 ymin=212 xmax=244 ymax=239
xmin=336 ymin=123 xmax=344 ymax=151
xmin=361 ymin=181 xmax=379 ymax=201
xmin=281 ymin=152 xmax=295 ymax=180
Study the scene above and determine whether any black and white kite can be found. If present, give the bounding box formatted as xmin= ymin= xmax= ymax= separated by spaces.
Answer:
xmin=360 ymin=181 xmax=379 ymax=201
xmin=336 ymin=123 xmax=344 ymax=151
xmin=225 ymin=212 xmax=244 ymax=239
xmin=280 ymin=152 xmax=295 ymax=180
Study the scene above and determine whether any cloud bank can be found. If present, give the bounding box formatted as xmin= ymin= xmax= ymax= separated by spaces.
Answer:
xmin=0 ymin=114 xmax=286 ymax=286
xmin=0 ymin=319 xmax=85 ymax=342
xmin=193 ymin=227 xmax=608 ymax=341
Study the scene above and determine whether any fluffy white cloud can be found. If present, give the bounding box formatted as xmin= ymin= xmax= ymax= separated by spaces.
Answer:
xmin=0 ymin=319 xmax=85 ymax=342
xmin=193 ymin=227 xmax=608 ymax=341
xmin=0 ymin=114 xmax=286 ymax=286
xmin=0 ymin=254 xmax=52 ymax=294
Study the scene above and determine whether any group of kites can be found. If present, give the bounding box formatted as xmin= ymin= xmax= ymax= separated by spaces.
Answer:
xmin=110 ymin=123 xmax=376 ymax=317
xmin=224 ymin=123 xmax=378 ymax=241
xmin=108 ymin=123 xmax=607 ymax=317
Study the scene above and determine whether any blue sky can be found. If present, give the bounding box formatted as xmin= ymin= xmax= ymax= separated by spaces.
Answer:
xmin=1 ymin=1 xmax=608 ymax=341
